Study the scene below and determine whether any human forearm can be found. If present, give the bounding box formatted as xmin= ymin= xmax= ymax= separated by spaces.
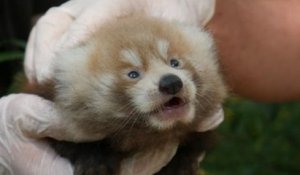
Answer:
xmin=207 ymin=0 xmax=300 ymax=102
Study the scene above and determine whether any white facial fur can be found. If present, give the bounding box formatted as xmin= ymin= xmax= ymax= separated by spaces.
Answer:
xmin=52 ymin=16 xmax=225 ymax=135
xmin=120 ymin=49 xmax=142 ymax=67
xmin=127 ymin=58 xmax=197 ymax=129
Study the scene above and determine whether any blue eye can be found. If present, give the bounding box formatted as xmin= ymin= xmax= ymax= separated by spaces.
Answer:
xmin=170 ymin=59 xmax=180 ymax=68
xmin=128 ymin=71 xmax=140 ymax=79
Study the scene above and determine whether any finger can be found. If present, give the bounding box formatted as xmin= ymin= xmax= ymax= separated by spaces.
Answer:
xmin=0 ymin=95 xmax=74 ymax=175
xmin=142 ymin=0 xmax=215 ymax=26
xmin=60 ymin=0 xmax=216 ymax=48
xmin=7 ymin=94 xmax=69 ymax=140
xmin=0 ymin=158 xmax=12 ymax=175
xmin=1 ymin=94 xmax=107 ymax=141
xmin=192 ymin=0 xmax=216 ymax=26
xmin=25 ymin=7 xmax=74 ymax=83
xmin=59 ymin=0 xmax=98 ymax=17
xmin=11 ymin=140 xmax=73 ymax=175
xmin=121 ymin=143 xmax=178 ymax=175
xmin=0 ymin=94 xmax=56 ymax=138
xmin=195 ymin=106 xmax=224 ymax=132
xmin=24 ymin=26 xmax=37 ymax=83
xmin=24 ymin=0 xmax=99 ymax=83
xmin=59 ymin=0 xmax=138 ymax=48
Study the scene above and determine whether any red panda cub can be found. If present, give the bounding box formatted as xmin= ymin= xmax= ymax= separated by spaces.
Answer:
xmin=27 ymin=16 xmax=227 ymax=175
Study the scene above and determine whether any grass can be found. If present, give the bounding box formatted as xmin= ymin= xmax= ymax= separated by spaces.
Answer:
xmin=202 ymin=98 xmax=300 ymax=175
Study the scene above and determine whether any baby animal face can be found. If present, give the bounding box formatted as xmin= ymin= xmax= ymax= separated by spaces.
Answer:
xmin=93 ymin=42 xmax=199 ymax=130
xmin=54 ymin=16 xmax=226 ymax=132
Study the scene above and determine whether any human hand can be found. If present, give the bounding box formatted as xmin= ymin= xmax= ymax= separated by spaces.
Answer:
xmin=0 ymin=94 xmax=73 ymax=175
xmin=25 ymin=0 xmax=216 ymax=84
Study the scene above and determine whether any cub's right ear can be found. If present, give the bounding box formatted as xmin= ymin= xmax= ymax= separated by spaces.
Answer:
xmin=195 ymin=106 xmax=224 ymax=132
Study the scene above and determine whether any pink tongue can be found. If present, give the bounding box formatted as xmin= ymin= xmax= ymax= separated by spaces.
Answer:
xmin=163 ymin=97 xmax=183 ymax=109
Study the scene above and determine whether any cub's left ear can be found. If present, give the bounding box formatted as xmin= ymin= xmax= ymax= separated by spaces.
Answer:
xmin=195 ymin=106 xmax=224 ymax=132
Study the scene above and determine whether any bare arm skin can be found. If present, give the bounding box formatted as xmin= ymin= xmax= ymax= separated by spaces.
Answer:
xmin=207 ymin=0 xmax=300 ymax=102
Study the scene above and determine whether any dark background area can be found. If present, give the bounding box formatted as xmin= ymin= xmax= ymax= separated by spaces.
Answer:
xmin=0 ymin=1 xmax=299 ymax=175
xmin=0 ymin=0 xmax=67 ymax=96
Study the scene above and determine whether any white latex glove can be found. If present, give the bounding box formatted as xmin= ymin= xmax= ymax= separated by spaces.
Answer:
xmin=0 ymin=94 xmax=73 ymax=175
xmin=25 ymin=0 xmax=216 ymax=83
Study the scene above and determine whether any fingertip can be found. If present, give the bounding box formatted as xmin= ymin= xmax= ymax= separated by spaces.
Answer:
xmin=196 ymin=107 xmax=224 ymax=132
xmin=197 ymin=0 xmax=216 ymax=26
xmin=24 ymin=26 xmax=37 ymax=83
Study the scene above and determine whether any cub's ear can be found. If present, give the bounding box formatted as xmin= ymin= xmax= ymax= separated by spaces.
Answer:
xmin=195 ymin=106 xmax=224 ymax=132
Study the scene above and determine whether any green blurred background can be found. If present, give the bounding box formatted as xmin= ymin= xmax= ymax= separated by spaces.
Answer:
xmin=202 ymin=98 xmax=300 ymax=175
xmin=1 ymin=1 xmax=300 ymax=175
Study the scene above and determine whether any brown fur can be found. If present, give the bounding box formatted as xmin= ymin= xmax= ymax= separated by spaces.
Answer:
xmin=88 ymin=16 xmax=193 ymax=75
xmin=23 ymin=80 xmax=55 ymax=101
xmin=23 ymin=16 xmax=226 ymax=175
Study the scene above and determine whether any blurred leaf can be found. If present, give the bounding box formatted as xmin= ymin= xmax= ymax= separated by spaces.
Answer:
xmin=0 ymin=51 xmax=24 ymax=62
xmin=0 ymin=39 xmax=26 ymax=49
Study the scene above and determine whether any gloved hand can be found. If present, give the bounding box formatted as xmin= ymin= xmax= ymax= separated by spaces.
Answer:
xmin=0 ymin=94 xmax=73 ymax=175
xmin=25 ymin=0 xmax=216 ymax=83
xmin=3 ymin=0 xmax=219 ymax=174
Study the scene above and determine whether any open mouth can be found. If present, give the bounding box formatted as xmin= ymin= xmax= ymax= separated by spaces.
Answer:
xmin=145 ymin=96 xmax=191 ymax=124
xmin=162 ymin=97 xmax=186 ymax=111
xmin=146 ymin=97 xmax=189 ymax=116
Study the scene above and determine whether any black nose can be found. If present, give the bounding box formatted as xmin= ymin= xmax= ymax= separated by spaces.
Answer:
xmin=159 ymin=74 xmax=183 ymax=95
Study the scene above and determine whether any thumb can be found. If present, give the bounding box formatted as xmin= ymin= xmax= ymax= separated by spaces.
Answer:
xmin=1 ymin=94 xmax=62 ymax=139
xmin=7 ymin=94 xmax=107 ymax=142
xmin=195 ymin=106 xmax=224 ymax=132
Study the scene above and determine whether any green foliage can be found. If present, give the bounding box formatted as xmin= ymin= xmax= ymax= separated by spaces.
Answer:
xmin=0 ymin=39 xmax=25 ymax=63
xmin=202 ymin=97 xmax=300 ymax=175
xmin=0 ymin=51 xmax=24 ymax=63
xmin=0 ymin=39 xmax=26 ymax=49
